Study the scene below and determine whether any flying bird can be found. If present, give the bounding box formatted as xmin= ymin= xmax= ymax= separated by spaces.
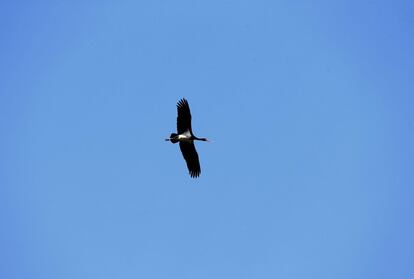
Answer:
xmin=166 ymin=98 xmax=209 ymax=178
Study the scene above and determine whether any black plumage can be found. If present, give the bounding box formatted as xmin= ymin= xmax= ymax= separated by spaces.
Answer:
xmin=176 ymin=98 xmax=192 ymax=134
xmin=179 ymin=141 xmax=201 ymax=178
xmin=166 ymin=98 xmax=209 ymax=178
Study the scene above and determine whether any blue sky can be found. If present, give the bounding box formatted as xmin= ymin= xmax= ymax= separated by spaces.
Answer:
xmin=1 ymin=1 xmax=414 ymax=278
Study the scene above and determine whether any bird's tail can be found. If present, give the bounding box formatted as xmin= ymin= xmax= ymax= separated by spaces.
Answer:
xmin=166 ymin=133 xmax=179 ymax=144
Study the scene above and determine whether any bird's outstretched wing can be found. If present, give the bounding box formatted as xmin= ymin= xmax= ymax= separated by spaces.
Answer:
xmin=176 ymin=98 xmax=192 ymax=134
xmin=179 ymin=142 xmax=201 ymax=178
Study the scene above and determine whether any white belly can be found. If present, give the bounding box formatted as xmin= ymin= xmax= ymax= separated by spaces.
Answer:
xmin=178 ymin=131 xmax=192 ymax=142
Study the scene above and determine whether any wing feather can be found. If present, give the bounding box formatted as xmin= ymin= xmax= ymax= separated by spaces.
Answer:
xmin=179 ymin=142 xmax=201 ymax=178
xmin=176 ymin=98 xmax=192 ymax=134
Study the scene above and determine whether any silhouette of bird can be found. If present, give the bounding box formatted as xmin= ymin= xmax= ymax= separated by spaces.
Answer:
xmin=165 ymin=98 xmax=209 ymax=178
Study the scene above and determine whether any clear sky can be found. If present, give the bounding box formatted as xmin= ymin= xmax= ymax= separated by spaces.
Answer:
xmin=1 ymin=1 xmax=414 ymax=278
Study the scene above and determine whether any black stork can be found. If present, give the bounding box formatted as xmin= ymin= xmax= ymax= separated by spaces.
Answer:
xmin=165 ymin=98 xmax=209 ymax=178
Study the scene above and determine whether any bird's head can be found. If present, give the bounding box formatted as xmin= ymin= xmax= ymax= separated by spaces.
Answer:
xmin=199 ymin=138 xmax=211 ymax=142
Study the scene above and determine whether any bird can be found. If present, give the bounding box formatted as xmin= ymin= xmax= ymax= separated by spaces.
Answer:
xmin=165 ymin=98 xmax=209 ymax=178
